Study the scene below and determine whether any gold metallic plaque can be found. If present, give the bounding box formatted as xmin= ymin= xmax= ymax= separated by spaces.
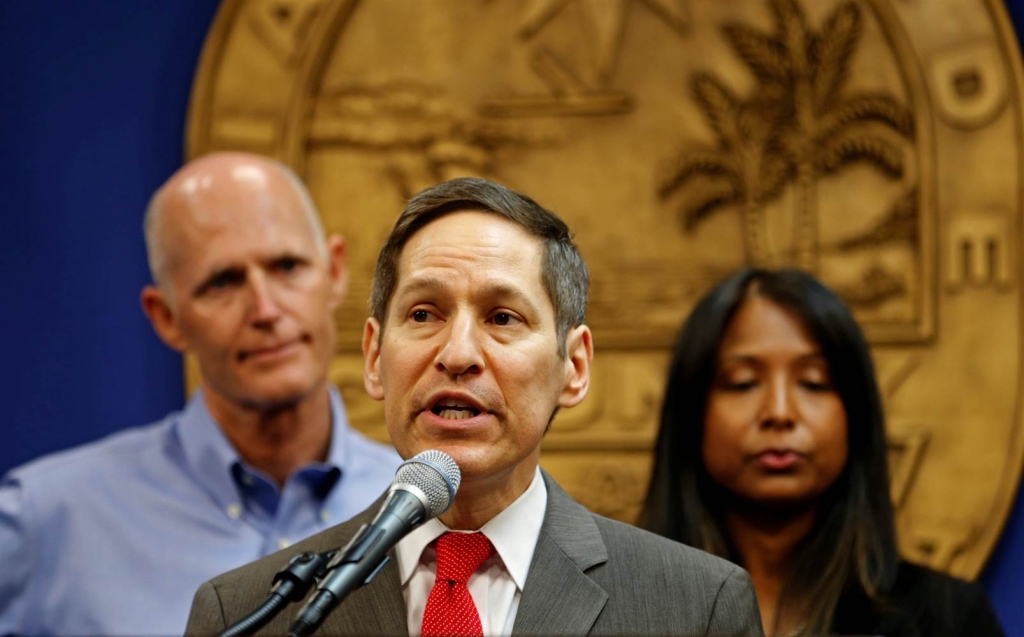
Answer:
xmin=187 ymin=0 xmax=1024 ymax=579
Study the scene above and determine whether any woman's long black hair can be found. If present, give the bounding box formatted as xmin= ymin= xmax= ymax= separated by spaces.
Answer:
xmin=639 ymin=268 xmax=898 ymax=634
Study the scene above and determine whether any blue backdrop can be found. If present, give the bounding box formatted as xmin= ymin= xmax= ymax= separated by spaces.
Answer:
xmin=1 ymin=1 xmax=1022 ymax=632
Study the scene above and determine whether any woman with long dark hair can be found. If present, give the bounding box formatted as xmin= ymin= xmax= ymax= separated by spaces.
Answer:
xmin=641 ymin=268 xmax=1003 ymax=637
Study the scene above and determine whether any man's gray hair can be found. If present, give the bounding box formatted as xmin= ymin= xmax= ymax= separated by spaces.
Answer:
xmin=370 ymin=177 xmax=589 ymax=356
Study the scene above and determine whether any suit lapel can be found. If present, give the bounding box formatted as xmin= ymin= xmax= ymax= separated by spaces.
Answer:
xmin=317 ymin=554 xmax=409 ymax=636
xmin=306 ymin=472 xmax=609 ymax=636
xmin=512 ymin=472 xmax=609 ymax=636
xmin=295 ymin=495 xmax=410 ymax=637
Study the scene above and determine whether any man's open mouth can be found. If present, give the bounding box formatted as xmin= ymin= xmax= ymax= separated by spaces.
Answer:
xmin=430 ymin=398 xmax=482 ymax=420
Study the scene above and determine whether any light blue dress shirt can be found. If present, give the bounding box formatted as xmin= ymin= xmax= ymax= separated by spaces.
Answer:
xmin=0 ymin=387 xmax=401 ymax=636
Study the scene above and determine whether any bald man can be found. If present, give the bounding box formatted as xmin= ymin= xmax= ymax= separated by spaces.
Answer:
xmin=0 ymin=153 xmax=401 ymax=636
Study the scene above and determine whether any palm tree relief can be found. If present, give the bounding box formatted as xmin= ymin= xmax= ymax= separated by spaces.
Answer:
xmin=658 ymin=0 xmax=915 ymax=274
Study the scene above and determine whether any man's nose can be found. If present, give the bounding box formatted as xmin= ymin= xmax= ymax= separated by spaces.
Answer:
xmin=760 ymin=377 xmax=796 ymax=429
xmin=247 ymin=273 xmax=282 ymax=326
xmin=434 ymin=314 xmax=484 ymax=377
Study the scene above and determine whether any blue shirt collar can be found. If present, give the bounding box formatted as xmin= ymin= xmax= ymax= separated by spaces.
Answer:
xmin=174 ymin=386 xmax=352 ymax=517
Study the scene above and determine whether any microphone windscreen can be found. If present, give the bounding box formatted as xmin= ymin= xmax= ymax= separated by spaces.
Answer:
xmin=392 ymin=450 xmax=461 ymax=518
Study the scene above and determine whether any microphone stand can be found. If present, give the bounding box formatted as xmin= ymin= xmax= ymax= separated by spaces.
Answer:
xmin=218 ymin=551 xmax=333 ymax=637
xmin=287 ymin=486 xmax=433 ymax=637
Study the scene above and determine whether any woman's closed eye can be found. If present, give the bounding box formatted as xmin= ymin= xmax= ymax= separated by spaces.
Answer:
xmin=799 ymin=378 xmax=833 ymax=391
xmin=719 ymin=376 xmax=759 ymax=391
xmin=798 ymin=364 xmax=833 ymax=391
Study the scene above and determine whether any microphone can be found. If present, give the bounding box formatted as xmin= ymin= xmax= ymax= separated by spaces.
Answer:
xmin=287 ymin=450 xmax=461 ymax=637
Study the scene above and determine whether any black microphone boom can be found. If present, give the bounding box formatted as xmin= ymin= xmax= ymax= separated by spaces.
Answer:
xmin=287 ymin=450 xmax=461 ymax=637
xmin=218 ymin=551 xmax=333 ymax=637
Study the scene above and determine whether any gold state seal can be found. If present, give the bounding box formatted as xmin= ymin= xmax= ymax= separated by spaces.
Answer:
xmin=187 ymin=0 xmax=1024 ymax=578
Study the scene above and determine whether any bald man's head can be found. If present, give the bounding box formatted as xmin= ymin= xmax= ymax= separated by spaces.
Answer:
xmin=139 ymin=151 xmax=348 ymax=412
xmin=143 ymin=152 xmax=326 ymax=302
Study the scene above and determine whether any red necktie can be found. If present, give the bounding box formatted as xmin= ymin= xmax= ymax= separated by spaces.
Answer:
xmin=421 ymin=532 xmax=495 ymax=637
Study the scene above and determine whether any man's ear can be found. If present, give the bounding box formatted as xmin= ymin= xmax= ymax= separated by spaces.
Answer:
xmin=140 ymin=286 xmax=188 ymax=352
xmin=326 ymin=234 xmax=349 ymax=310
xmin=362 ymin=317 xmax=385 ymax=401
xmin=558 ymin=325 xmax=593 ymax=408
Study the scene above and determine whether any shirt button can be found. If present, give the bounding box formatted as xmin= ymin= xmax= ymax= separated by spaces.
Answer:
xmin=320 ymin=510 xmax=331 ymax=523
xmin=241 ymin=474 xmax=254 ymax=486
xmin=226 ymin=503 xmax=242 ymax=520
xmin=278 ymin=538 xmax=292 ymax=550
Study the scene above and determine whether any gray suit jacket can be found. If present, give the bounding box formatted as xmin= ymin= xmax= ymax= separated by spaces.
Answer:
xmin=186 ymin=472 xmax=763 ymax=636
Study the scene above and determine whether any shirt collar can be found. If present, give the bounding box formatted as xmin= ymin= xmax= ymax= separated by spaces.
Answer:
xmin=395 ymin=467 xmax=548 ymax=591
xmin=175 ymin=386 xmax=352 ymax=515
xmin=323 ymin=388 xmax=354 ymax=472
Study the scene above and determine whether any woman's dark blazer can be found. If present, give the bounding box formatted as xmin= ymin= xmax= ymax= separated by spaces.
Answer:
xmin=832 ymin=561 xmax=1004 ymax=637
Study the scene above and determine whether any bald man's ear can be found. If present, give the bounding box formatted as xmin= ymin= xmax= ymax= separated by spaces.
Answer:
xmin=326 ymin=235 xmax=348 ymax=310
xmin=141 ymin=286 xmax=189 ymax=353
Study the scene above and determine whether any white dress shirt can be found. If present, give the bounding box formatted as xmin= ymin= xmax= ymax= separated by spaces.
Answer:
xmin=395 ymin=468 xmax=548 ymax=637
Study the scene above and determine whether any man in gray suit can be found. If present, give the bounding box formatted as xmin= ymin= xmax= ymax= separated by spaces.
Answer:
xmin=186 ymin=178 xmax=764 ymax=636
